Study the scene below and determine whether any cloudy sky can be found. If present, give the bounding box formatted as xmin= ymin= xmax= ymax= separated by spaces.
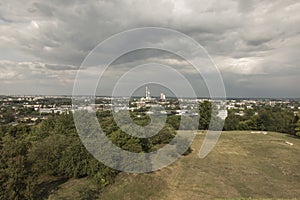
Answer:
xmin=0 ymin=0 xmax=299 ymax=97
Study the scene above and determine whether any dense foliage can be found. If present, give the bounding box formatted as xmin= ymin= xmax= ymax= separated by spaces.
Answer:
xmin=296 ymin=119 xmax=300 ymax=136
xmin=1 ymin=101 xmax=299 ymax=199
xmin=223 ymin=106 xmax=299 ymax=135
xmin=0 ymin=114 xmax=119 ymax=199
xmin=0 ymin=111 xmax=185 ymax=199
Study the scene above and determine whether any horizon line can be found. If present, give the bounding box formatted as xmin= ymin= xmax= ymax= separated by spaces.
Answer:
xmin=0 ymin=94 xmax=300 ymax=100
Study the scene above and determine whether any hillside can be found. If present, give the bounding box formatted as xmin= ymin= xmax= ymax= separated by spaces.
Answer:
xmin=97 ymin=131 xmax=300 ymax=200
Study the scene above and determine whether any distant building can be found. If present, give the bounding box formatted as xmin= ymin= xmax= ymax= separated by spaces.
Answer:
xmin=140 ymin=86 xmax=153 ymax=102
xmin=234 ymin=111 xmax=245 ymax=116
xmin=136 ymin=101 xmax=146 ymax=108
xmin=39 ymin=108 xmax=53 ymax=114
xmin=145 ymin=86 xmax=151 ymax=100
xmin=160 ymin=93 xmax=166 ymax=100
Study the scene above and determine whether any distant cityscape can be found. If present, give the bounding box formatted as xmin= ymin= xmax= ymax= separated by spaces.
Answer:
xmin=0 ymin=86 xmax=299 ymax=126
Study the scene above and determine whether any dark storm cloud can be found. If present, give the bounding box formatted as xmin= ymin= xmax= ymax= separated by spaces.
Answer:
xmin=0 ymin=0 xmax=299 ymax=97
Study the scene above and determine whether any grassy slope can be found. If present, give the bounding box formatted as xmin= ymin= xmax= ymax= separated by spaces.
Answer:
xmin=99 ymin=131 xmax=300 ymax=200
xmin=46 ymin=177 xmax=97 ymax=200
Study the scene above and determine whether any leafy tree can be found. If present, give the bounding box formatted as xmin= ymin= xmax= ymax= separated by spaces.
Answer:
xmin=238 ymin=119 xmax=255 ymax=130
xmin=33 ymin=115 xmax=56 ymax=138
xmin=166 ymin=115 xmax=181 ymax=130
xmin=110 ymin=129 xmax=143 ymax=153
xmin=150 ymin=125 xmax=176 ymax=145
xmin=28 ymin=134 xmax=69 ymax=176
xmin=2 ymin=110 xmax=15 ymax=123
xmin=198 ymin=101 xmax=222 ymax=130
xmin=52 ymin=113 xmax=76 ymax=136
xmin=290 ymin=115 xmax=299 ymax=135
xmin=224 ymin=107 xmax=294 ymax=134
xmin=224 ymin=112 xmax=241 ymax=130
xmin=0 ymin=135 xmax=35 ymax=200
xmin=0 ymin=113 xmax=122 ymax=199
xmin=198 ymin=101 xmax=212 ymax=130
xmin=130 ymin=112 xmax=151 ymax=126
xmin=98 ymin=113 xmax=118 ymax=136
xmin=59 ymin=138 xmax=91 ymax=178
xmin=7 ymin=124 xmax=31 ymax=138
xmin=295 ymin=119 xmax=300 ymax=137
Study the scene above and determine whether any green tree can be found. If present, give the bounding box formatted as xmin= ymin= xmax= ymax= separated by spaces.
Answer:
xmin=290 ymin=115 xmax=299 ymax=135
xmin=7 ymin=124 xmax=31 ymax=138
xmin=0 ymin=135 xmax=35 ymax=200
xmin=2 ymin=110 xmax=15 ymax=123
xmin=59 ymin=138 xmax=93 ymax=178
xmin=198 ymin=101 xmax=221 ymax=130
xmin=295 ymin=119 xmax=300 ymax=137
xmin=224 ymin=112 xmax=241 ymax=130
xmin=110 ymin=129 xmax=143 ymax=153
xmin=198 ymin=101 xmax=212 ymax=130
xmin=166 ymin=115 xmax=181 ymax=130
xmin=150 ymin=125 xmax=176 ymax=145
xmin=28 ymin=134 xmax=69 ymax=176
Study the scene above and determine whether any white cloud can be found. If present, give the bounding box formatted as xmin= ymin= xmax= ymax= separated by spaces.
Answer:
xmin=216 ymin=57 xmax=265 ymax=75
xmin=0 ymin=0 xmax=299 ymax=96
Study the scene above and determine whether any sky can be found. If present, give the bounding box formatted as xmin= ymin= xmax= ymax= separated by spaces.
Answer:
xmin=0 ymin=0 xmax=299 ymax=98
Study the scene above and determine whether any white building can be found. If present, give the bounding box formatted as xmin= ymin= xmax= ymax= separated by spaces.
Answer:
xmin=145 ymin=86 xmax=151 ymax=100
xmin=160 ymin=93 xmax=166 ymax=100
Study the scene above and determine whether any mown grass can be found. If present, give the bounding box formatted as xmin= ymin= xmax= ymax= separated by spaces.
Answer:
xmin=49 ymin=131 xmax=300 ymax=199
xmin=98 ymin=131 xmax=300 ymax=200
xmin=47 ymin=177 xmax=99 ymax=200
xmin=99 ymin=173 xmax=167 ymax=200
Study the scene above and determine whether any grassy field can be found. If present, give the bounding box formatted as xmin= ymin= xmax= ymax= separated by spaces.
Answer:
xmin=98 ymin=131 xmax=300 ymax=200
xmin=49 ymin=131 xmax=300 ymax=199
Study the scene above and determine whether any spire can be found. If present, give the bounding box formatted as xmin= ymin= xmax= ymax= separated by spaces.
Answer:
xmin=146 ymin=86 xmax=151 ymax=100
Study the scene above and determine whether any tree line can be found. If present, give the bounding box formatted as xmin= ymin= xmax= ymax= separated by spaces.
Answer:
xmin=0 ymin=110 xmax=189 ymax=199
xmin=1 ymin=101 xmax=300 ymax=199
xmin=223 ymin=105 xmax=299 ymax=136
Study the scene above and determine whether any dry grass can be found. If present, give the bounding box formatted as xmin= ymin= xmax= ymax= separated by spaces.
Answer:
xmin=47 ymin=177 xmax=98 ymax=200
xmin=99 ymin=131 xmax=300 ymax=200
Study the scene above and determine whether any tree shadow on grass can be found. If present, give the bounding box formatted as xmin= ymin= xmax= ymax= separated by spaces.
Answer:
xmin=286 ymin=134 xmax=300 ymax=140
xmin=33 ymin=177 xmax=69 ymax=199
